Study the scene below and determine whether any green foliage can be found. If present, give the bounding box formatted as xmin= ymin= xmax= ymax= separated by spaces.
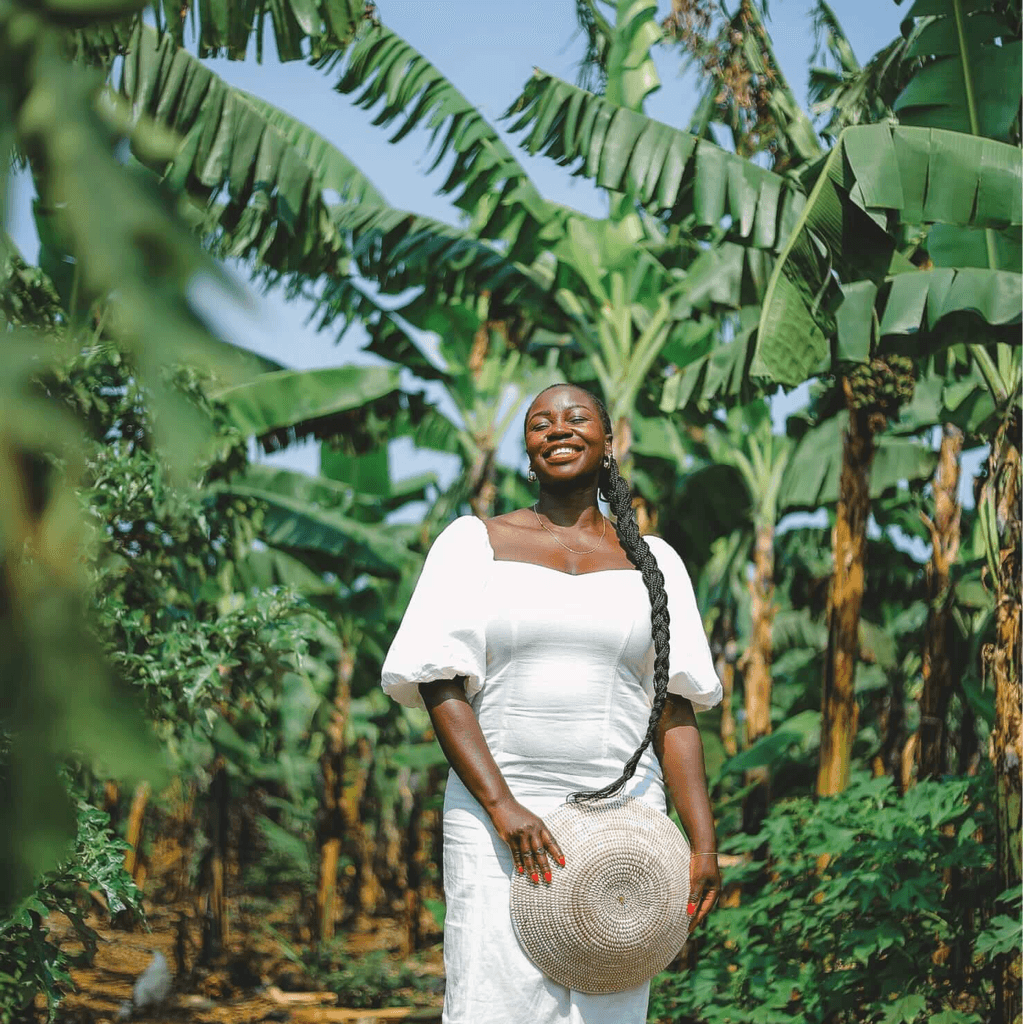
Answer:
xmin=3 ymin=3 xmax=1015 ymax=1022
xmin=753 ymin=124 xmax=1023 ymax=386
xmin=894 ymin=0 xmax=1022 ymax=143
xmin=322 ymin=20 xmax=557 ymax=255
xmin=5 ymin=0 xmax=249 ymax=475
xmin=650 ymin=773 xmax=999 ymax=1024
xmin=163 ymin=0 xmax=366 ymax=63
xmin=70 ymin=350 xmax=343 ymax=807
xmin=808 ymin=1 xmax=916 ymax=144
xmin=0 ymin=792 xmax=143 ymax=1022
xmin=0 ymin=340 xmax=163 ymax=913
xmin=276 ymin=936 xmax=441 ymax=1009
xmin=120 ymin=24 xmax=351 ymax=282
xmin=506 ymin=68 xmax=805 ymax=248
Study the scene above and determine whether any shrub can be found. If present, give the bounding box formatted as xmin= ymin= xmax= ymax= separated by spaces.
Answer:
xmin=650 ymin=772 xmax=1002 ymax=1024
xmin=0 ymin=792 xmax=144 ymax=1022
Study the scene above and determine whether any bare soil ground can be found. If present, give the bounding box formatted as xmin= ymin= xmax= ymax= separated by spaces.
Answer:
xmin=41 ymin=880 xmax=444 ymax=1023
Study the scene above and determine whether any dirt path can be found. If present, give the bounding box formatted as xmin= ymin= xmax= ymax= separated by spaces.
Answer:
xmin=44 ymin=896 xmax=444 ymax=1024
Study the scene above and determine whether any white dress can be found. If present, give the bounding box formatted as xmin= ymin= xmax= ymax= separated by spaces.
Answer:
xmin=381 ymin=515 xmax=721 ymax=1024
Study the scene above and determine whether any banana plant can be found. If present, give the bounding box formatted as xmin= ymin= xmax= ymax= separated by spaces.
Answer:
xmin=118 ymin=25 xmax=555 ymax=326
xmin=738 ymin=2 xmax=1020 ymax=815
xmin=808 ymin=0 xmax=917 ymax=144
xmin=702 ymin=403 xmax=790 ymax=829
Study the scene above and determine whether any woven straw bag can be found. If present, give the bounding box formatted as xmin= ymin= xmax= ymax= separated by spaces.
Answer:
xmin=509 ymin=795 xmax=692 ymax=994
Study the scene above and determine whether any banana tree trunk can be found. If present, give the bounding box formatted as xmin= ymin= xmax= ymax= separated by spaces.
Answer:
xmin=613 ymin=414 xmax=633 ymax=483
xmin=201 ymin=756 xmax=229 ymax=961
xmin=874 ymin=670 xmax=905 ymax=783
xmin=914 ymin=424 xmax=964 ymax=782
xmin=468 ymin=442 xmax=497 ymax=519
xmin=102 ymin=780 xmax=120 ymax=829
xmin=122 ymin=781 xmax=150 ymax=888
xmin=817 ymin=391 xmax=878 ymax=798
xmin=346 ymin=736 xmax=382 ymax=925
xmin=743 ymin=522 xmax=775 ymax=831
xmin=717 ymin=625 xmax=738 ymax=758
xmin=401 ymin=765 xmax=444 ymax=956
xmin=984 ymin=416 xmax=1021 ymax=1024
xmin=315 ymin=644 xmax=354 ymax=942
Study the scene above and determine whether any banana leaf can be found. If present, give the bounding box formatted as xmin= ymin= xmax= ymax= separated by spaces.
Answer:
xmin=210 ymin=365 xmax=402 ymax=449
xmin=505 ymin=69 xmax=806 ymax=250
xmin=753 ymin=124 xmax=1023 ymax=385
xmin=214 ymin=465 xmax=416 ymax=576
xmin=322 ymin=23 xmax=559 ymax=257
xmin=894 ymin=0 xmax=1022 ymax=143
xmin=779 ymin=413 xmax=939 ymax=511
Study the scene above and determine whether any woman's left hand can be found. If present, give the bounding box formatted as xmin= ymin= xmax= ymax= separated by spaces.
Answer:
xmin=686 ymin=852 xmax=720 ymax=932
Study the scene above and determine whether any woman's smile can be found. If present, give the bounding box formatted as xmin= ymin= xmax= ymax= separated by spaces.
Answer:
xmin=545 ymin=447 xmax=582 ymax=462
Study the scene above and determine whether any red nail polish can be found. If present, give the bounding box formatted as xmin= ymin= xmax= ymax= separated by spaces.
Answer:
xmin=544 ymin=871 xmax=552 ymax=883
xmin=687 ymin=903 xmax=697 ymax=915
xmin=558 ymin=856 xmax=565 ymax=867
xmin=531 ymin=873 xmax=539 ymax=883
xmin=517 ymin=865 xmax=524 ymax=874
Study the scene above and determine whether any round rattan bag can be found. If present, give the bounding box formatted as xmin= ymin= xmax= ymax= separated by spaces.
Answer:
xmin=509 ymin=795 xmax=692 ymax=994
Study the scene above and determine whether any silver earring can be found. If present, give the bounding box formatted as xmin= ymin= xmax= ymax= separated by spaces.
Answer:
xmin=603 ymin=454 xmax=611 ymax=469
xmin=527 ymin=468 xmax=536 ymax=482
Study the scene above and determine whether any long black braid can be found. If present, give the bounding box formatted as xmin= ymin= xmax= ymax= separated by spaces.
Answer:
xmin=525 ymin=383 xmax=671 ymax=804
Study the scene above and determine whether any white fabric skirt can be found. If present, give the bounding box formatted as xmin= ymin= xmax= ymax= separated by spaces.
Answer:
xmin=439 ymin=771 xmax=659 ymax=1024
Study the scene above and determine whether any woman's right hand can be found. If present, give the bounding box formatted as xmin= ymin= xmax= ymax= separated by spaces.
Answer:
xmin=488 ymin=795 xmax=565 ymax=885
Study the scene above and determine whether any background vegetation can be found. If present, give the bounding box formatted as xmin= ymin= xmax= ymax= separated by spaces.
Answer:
xmin=0 ymin=0 xmax=1019 ymax=1022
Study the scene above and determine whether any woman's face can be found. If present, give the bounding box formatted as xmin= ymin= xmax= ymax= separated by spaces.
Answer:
xmin=524 ymin=386 xmax=610 ymax=488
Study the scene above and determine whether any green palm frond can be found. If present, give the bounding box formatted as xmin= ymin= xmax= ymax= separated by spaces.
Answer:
xmin=333 ymin=202 xmax=550 ymax=308
xmin=659 ymin=311 xmax=761 ymax=413
xmin=895 ymin=0 xmax=1022 ymax=275
xmin=573 ymin=0 xmax=614 ymax=91
xmin=877 ymin=267 xmax=1021 ymax=351
xmin=64 ymin=0 xmax=367 ymax=66
xmin=169 ymin=0 xmax=366 ymax=62
xmin=214 ymin=466 xmax=416 ymax=576
xmin=121 ymin=26 xmax=549 ymax=325
xmin=320 ymin=23 xmax=557 ymax=255
xmin=894 ymin=0 xmax=1022 ymax=143
xmin=604 ymin=0 xmax=661 ymax=113
xmin=210 ymin=365 xmax=403 ymax=450
xmin=505 ymin=69 xmax=806 ymax=250
xmin=753 ymin=123 xmax=1023 ymax=384
xmin=780 ymin=415 xmax=938 ymax=510
xmin=237 ymin=89 xmax=386 ymax=206
xmin=808 ymin=1 xmax=915 ymax=143
xmin=121 ymin=24 xmax=349 ymax=278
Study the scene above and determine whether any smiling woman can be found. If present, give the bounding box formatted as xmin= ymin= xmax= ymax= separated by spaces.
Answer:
xmin=380 ymin=383 xmax=723 ymax=1024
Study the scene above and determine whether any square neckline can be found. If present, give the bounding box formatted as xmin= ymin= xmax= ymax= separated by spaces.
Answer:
xmin=476 ymin=515 xmax=642 ymax=578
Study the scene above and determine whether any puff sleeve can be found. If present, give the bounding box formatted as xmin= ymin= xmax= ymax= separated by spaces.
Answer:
xmin=380 ymin=515 xmax=489 ymax=711
xmin=646 ymin=536 xmax=722 ymax=713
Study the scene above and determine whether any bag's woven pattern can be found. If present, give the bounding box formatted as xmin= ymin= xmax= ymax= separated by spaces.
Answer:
xmin=509 ymin=796 xmax=691 ymax=994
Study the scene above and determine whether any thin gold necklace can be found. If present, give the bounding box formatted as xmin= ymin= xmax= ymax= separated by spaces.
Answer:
xmin=532 ymin=503 xmax=606 ymax=554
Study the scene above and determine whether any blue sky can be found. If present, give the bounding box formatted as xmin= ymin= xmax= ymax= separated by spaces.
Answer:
xmin=9 ymin=0 xmax=977 ymax=529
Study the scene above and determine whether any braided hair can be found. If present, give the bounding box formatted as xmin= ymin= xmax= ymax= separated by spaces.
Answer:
xmin=525 ymin=383 xmax=671 ymax=804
